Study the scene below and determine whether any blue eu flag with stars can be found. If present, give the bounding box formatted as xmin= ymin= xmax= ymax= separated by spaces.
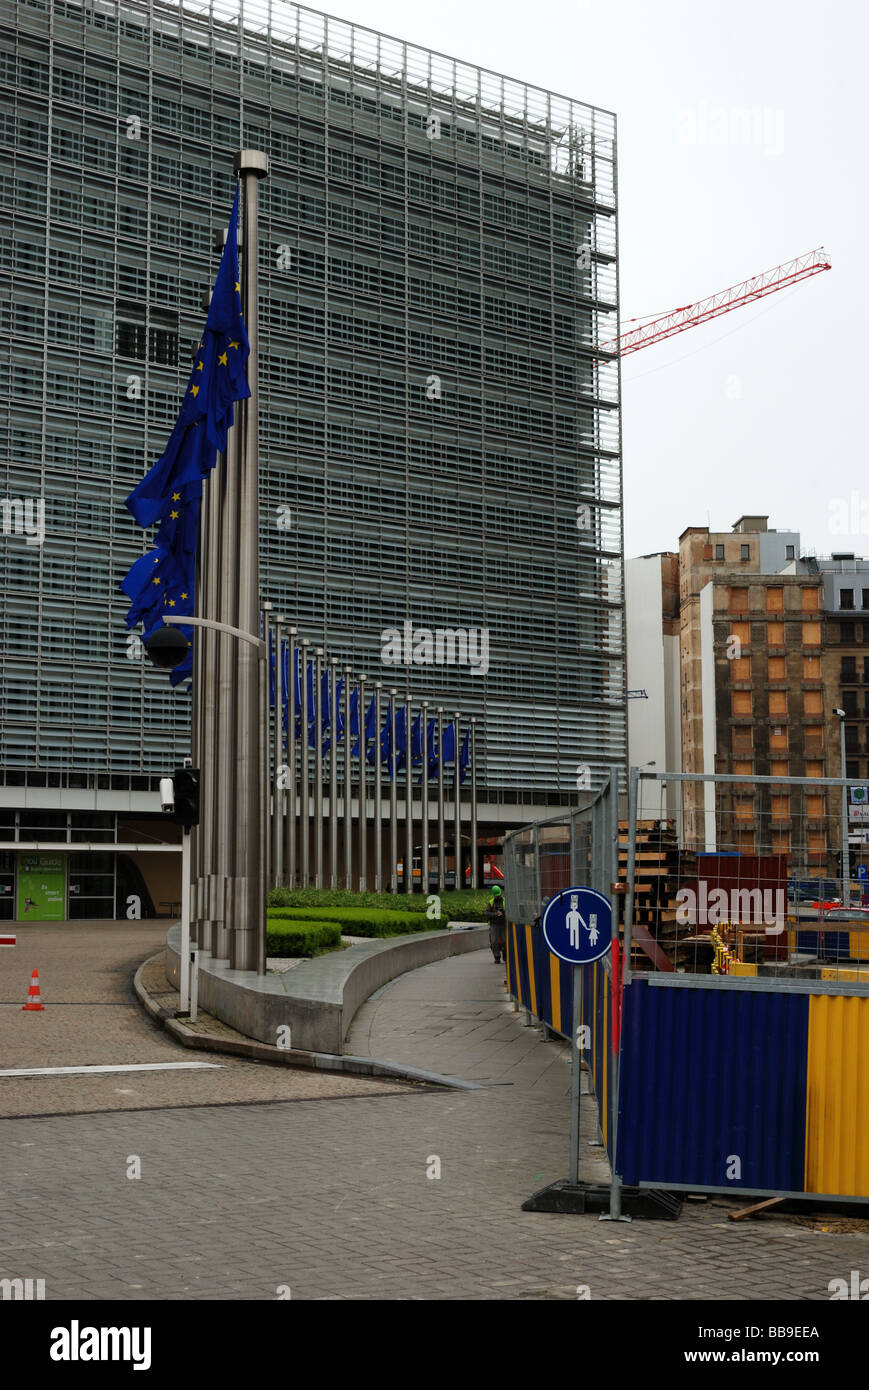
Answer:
xmin=119 ymin=186 xmax=249 ymax=686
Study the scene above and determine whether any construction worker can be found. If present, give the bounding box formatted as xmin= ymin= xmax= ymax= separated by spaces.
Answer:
xmin=486 ymin=884 xmax=507 ymax=963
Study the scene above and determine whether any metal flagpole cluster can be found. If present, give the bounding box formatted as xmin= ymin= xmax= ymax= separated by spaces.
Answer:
xmin=133 ymin=151 xmax=481 ymax=982
xmin=190 ymin=149 xmax=269 ymax=973
xmin=180 ymin=153 xmax=479 ymax=970
xmin=261 ymin=630 xmax=479 ymax=894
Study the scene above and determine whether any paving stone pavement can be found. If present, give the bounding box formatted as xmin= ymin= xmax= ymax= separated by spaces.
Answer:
xmin=1 ymin=930 xmax=867 ymax=1300
xmin=0 ymin=923 xmax=408 ymax=1116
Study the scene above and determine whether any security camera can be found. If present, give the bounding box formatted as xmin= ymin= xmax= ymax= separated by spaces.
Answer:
xmin=833 ymin=708 xmax=846 ymax=718
xmin=159 ymin=777 xmax=175 ymax=814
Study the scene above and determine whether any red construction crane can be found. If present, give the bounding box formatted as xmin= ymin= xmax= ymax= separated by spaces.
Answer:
xmin=600 ymin=247 xmax=830 ymax=358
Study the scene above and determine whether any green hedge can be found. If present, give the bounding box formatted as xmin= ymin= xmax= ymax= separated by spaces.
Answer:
xmin=265 ymin=919 xmax=342 ymax=957
xmin=267 ymin=887 xmax=493 ymax=922
xmin=436 ymin=890 xmax=491 ymax=922
xmin=267 ymin=906 xmax=444 ymax=937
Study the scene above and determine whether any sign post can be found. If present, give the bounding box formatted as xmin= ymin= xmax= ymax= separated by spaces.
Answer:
xmin=541 ymin=886 xmax=612 ymax=1184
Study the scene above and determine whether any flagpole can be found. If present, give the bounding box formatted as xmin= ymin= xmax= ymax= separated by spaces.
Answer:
xmin=215 ymin=374 xmax=240 ymax=962
xmin=454 ymin=711 xmax=462 ymax=892
xmin=203 ymin=445 xmax=223 ymax=958
xmin=191 ymin=320 xmax=212 ymax=959
xmin=421 ymin=701 xmax=429 ymax=898
xmin=300 ymin=637 xmax=310 ymax=888
xmin=343 ymin=665 xmax=352 ymax=890
xmin=204 ymin=259 xmax=233 ymax=963
xmin=358 ymin=674 xmax=368 ymax=891
xmin=470 ymin=716 xmax=479 ymax=890
xmin=314 ymin=647 xmax=324 ymax=890
xmin=259 ymin=620 xmax=269 ymax=974
xmin=260 ymin=602 xmax=272 ymax=907
xmin=283 ymin=627 xmax=297 ymax=888
xmin=404 ymin=691 xmax=413 ymax=895
xmin=437 ymin=707 xmax=446 ymax=892
xmin=389 ymin=688 xmax=398 ymax=893
xmin=191 ymin=428 xmax=208 ymax=955
xmin=374 ymin=681 xmax=383 ymax=893
xmin=271 ymin=613 xmax=284 ymax=888
xmin=329 ymin=656 xmax=339 ymax=889
xmin=230 ymin=148 xmax=268 ymax=973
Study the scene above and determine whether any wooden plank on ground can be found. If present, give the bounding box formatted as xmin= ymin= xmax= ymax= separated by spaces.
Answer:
xmin=728 ymin=1197 xmax=785 ymax=1222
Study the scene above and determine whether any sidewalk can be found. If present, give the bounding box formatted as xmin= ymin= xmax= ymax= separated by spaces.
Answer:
xmin=349 ymin=949 xmax=577 ymax=1100
xmin=0 ymin=923 xmax=408 ymax=1118
xmin=4 ymin=935 xmax=869 ymax=1298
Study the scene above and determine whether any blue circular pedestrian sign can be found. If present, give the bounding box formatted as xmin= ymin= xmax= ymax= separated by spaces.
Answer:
xmin=542 ymin=886 xmax=613 ymax=964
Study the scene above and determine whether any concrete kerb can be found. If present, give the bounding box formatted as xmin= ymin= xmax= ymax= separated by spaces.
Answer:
xmin=137 ymin=922 xmax=489 ymax=1090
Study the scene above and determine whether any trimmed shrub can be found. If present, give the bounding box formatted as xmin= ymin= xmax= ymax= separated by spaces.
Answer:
xmin=265 ymin=919 xmax=342 ymax=957
xmin=266 ymin=886 xmax=493 ymax=922
xmin=436 ymin=890 xmax=490 ymax=921
xmin=266 ymin=906 xmax=444 ymax=936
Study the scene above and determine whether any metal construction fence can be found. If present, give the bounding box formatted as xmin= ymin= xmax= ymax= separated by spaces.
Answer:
xmin=503 ymin=769 xmax=869 ymax=1205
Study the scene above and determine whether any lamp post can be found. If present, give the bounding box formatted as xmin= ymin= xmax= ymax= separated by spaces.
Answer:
xmin=834 ymin=708 xmax=850 ymax=902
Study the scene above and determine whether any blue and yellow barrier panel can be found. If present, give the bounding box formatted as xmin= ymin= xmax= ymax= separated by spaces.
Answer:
xmin=506 ymin=919 xmax=615 ymax=1161
xmin=617 ymin=979 xmax=869 ymax=1200
xmin=508 ymin=915 xmax=869 ymax=1201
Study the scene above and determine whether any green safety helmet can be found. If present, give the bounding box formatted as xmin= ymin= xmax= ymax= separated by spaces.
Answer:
xmin=490 ymin=885 xmax=503 ymax=896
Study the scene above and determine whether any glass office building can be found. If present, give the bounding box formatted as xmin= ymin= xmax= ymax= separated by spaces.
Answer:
xmin=1 ymin=0 xmax=625 ymax=908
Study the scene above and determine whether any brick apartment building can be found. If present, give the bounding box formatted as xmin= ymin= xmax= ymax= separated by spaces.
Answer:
xmin=627 ymin=516 xmax=867 ymax=879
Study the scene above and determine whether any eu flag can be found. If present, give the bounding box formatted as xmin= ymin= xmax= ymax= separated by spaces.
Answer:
xmin=394 ymin=705 xmax=407 ymax=772
xmin=410 ymin=711 xmax=424 ymax=766
xmin=352 ymin=692 xmax=376 ymax=759
xmin=281 ymin=640 xmax=290 ymax=731
xmin=426 ymin=717 xmax=439 ymax=780
xmin=321 ymin=669 xmax=332 ymax=731
xmin=370 ymin=698 xmax=393 ymax=768
xmin=459 ymin=728 xmax=471 ymax=784
xmin=334 ymin=677 xmax=345 ymax=740
xmin=306 ymin=660 xmax=315 ymax=722
xmin=349 ymin=688 xmax=360 ymax=745
xmin=292 ymin=646 xmax=302 ymax=734
xmin=119 ymin=185 xmax=249 ymax=685
xmin=125 ymin=187 xmax=249 ymax=528
xmin=321 ymin=676 xmax=344 ymax=754
xmin=441 ymin=720 xmax=457 ymax=766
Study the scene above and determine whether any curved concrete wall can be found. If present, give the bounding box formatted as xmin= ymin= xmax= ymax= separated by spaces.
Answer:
xmin=166 ymin=924 xmax=487 ymax=1055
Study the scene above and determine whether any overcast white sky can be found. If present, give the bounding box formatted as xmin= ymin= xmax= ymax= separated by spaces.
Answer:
xmin=312 ymin=0 xmax=866 ymax=560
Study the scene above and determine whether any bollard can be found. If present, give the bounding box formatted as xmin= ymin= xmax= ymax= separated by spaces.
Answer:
xmin=189 ymin=946 xmax=200 ymax=1023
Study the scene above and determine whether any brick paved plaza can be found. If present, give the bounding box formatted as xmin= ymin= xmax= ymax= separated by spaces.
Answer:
xmin=1 ymin=925 xmax=867 ymax=1300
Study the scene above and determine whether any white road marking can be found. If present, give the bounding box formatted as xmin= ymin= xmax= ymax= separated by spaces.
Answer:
xmin=0 ymin=1062 xmax=223 ymax=1077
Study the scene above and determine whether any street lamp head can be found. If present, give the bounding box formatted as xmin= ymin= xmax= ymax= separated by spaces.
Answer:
xmin=145 ymin=624 xmax=190 ymax=670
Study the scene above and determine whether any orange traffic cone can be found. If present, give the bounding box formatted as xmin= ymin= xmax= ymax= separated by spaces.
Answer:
xmin=21 ymin=969 xmax=44 ymax=1012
